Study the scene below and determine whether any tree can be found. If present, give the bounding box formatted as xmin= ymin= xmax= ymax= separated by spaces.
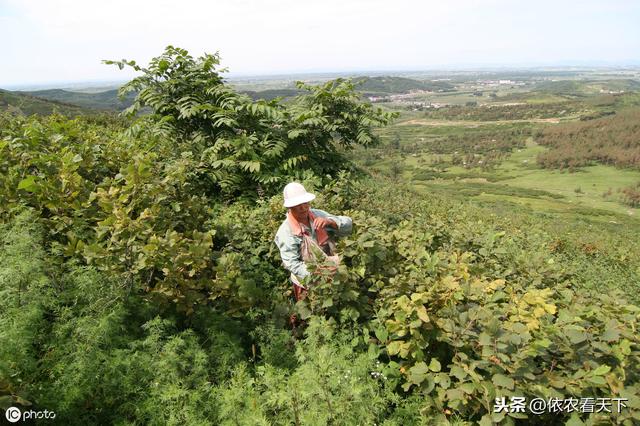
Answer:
xmin=105 ymin=46 xmax=397 ymax=200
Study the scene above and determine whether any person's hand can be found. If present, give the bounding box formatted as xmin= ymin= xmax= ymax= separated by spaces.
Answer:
xmin=314 ymin=217 xmax=337 ymax=229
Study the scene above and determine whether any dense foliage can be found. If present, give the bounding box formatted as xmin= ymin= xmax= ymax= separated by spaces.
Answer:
xmin=621 ymin=182 xmax=640 ymax=208
xmin=422 ymin=103 xmax=582 ymax=121
xmin=1 ymin=47 xmax=639 ymax=425
xmin=536 ymin=108 xmax=640 ymax=170
xmin=105 ymin=46 xmax=395 ymax=201
xmin=358 ymin=125 xmax=532 ymax=174
xmin=421 ymin=129 xmax=530 ymax=156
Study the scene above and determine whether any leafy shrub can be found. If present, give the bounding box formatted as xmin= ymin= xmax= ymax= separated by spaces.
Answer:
xmin=105 ymin=46 xmax=397 ymax=200
xmin=0 ymin=212 xmax=247 ymax=424
xmin=424 ymin=102 xmax=581 ymax=121
xmin=2 ymin=47 xmax=640 ymax=425
xmin=621 ymin=182 xmax=640 ymax=207
xmin=292 ymin=180 xmax=640 ymax=425
xmin=216 ymin=317 xmax=393 ymax=425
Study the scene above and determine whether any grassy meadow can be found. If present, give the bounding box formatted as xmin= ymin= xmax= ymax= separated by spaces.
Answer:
xmin=352 ymin=81 xmax=640 ymax=310
xmin=350 ymin=76 xmax=640 ymax=272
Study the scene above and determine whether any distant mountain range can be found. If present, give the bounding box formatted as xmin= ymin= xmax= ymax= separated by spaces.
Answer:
xmin=242 ymin=77 xmax=456 ymax=100
xmin=0 ymin=89 xmax=89 ymax=116
xmin=0 ymin=76 xmax=451 ymax=115
xmin=18 ymin=89 xmax=137 ymax=111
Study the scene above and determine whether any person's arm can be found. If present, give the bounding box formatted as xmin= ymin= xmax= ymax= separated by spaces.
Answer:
xmin=311 ymin=209 xmax=353 ymax=237
xmin=274 ymin=226 xmax=310 ymax=279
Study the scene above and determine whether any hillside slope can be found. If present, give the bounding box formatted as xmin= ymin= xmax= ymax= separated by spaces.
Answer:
xmin=21 ymin=89 xmax=135 ymax=111
xmin=0 ymin=89 xmax=88 ymax=115
xmin=354 ymin=76 xmax=455 ymax=96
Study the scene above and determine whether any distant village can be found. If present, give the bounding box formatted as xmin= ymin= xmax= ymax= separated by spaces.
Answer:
xmin=367 ymin=91 xmax=447 ymax=109
xmin=367 ymin=78 xmax=527 ymax=110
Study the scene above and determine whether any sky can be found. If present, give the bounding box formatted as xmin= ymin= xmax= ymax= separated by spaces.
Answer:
xmin=1 ymin=0 xmax=639 ymax=87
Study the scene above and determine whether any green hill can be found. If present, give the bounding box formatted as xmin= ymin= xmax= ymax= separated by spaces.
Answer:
xmin=242 ymin=88 xmax=302 ymax=101
xmin=5 ymin=78 xmax=454 ymax=112
xmin=0 ymin=89 xmax=88 ymax=115
xmin=354 ymin=76 xmax=455 ymax=95
xmin=21 ymin=89 xmax=135 ymax=111
xmin=239 ymin=78 xmax=454 ymax=101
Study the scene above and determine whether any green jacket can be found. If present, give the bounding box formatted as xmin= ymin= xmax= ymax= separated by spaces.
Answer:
xmin=274 ymin=209 xmax=352 ymax=282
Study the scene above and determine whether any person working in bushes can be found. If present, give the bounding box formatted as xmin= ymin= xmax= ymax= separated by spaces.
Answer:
xmin=274 ymin=182 xmax=353 ymax=302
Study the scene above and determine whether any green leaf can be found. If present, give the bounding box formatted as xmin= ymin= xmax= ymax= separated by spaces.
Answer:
xmin=564 ymin=327 xmax=588 ymax=344
xmin=460 ymin=382 xmax=475 ymax=394
xmin=592 ymin=365 xmax=611 ymax=376
xmin=415 ymin=305 xmax=430 ymax=323
xmin=565 ymin=413 xmax=585 ymax=426
xmin=450 ymin=365 xmax=467 ymax=381
xmin=375 ymin=327 xmax=388 ymax=343
xmin=387 ymin=341 xmax=401 ymax=356
xmin=602 ymin=320 xmax=621 ymax=342
xmin=407 ymin=362 xmax=429 ymax=385
xmin=434 ymin=372 xmax=451 ymax=389
xmin=287 ymin=129 xmax=306 ymax=139
xmin=533 ymin=338 xmax=552 ymax=348
xmin=478 ymin=414 xmax=493 ymax=426
xmin=511 ymin=322 xmax=529 ymax=334
xmin=492 ymin=373 xmax=515 ymax=390
xmin=446 ymin=388 xmax=464 ymax=402
xmin=17 ymin=175 xmax=38 ymax=192
xmin=428 ymin=358 xmax=441 ymax=372
xmin=158 ymin=59 xmax=169 ymax=72
xmin=587 ymin=375 xmax=607 ymax=386
xmin=478 ymin=332 xmax=492 ymax=346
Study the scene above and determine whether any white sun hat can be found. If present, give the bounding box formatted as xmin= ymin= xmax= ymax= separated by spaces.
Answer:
xmin=283 ymin=182 xmax=316 ymax=207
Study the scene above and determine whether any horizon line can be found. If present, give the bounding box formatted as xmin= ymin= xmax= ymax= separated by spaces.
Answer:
xmin=3 ymin=63 xmax=640 ymax=90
